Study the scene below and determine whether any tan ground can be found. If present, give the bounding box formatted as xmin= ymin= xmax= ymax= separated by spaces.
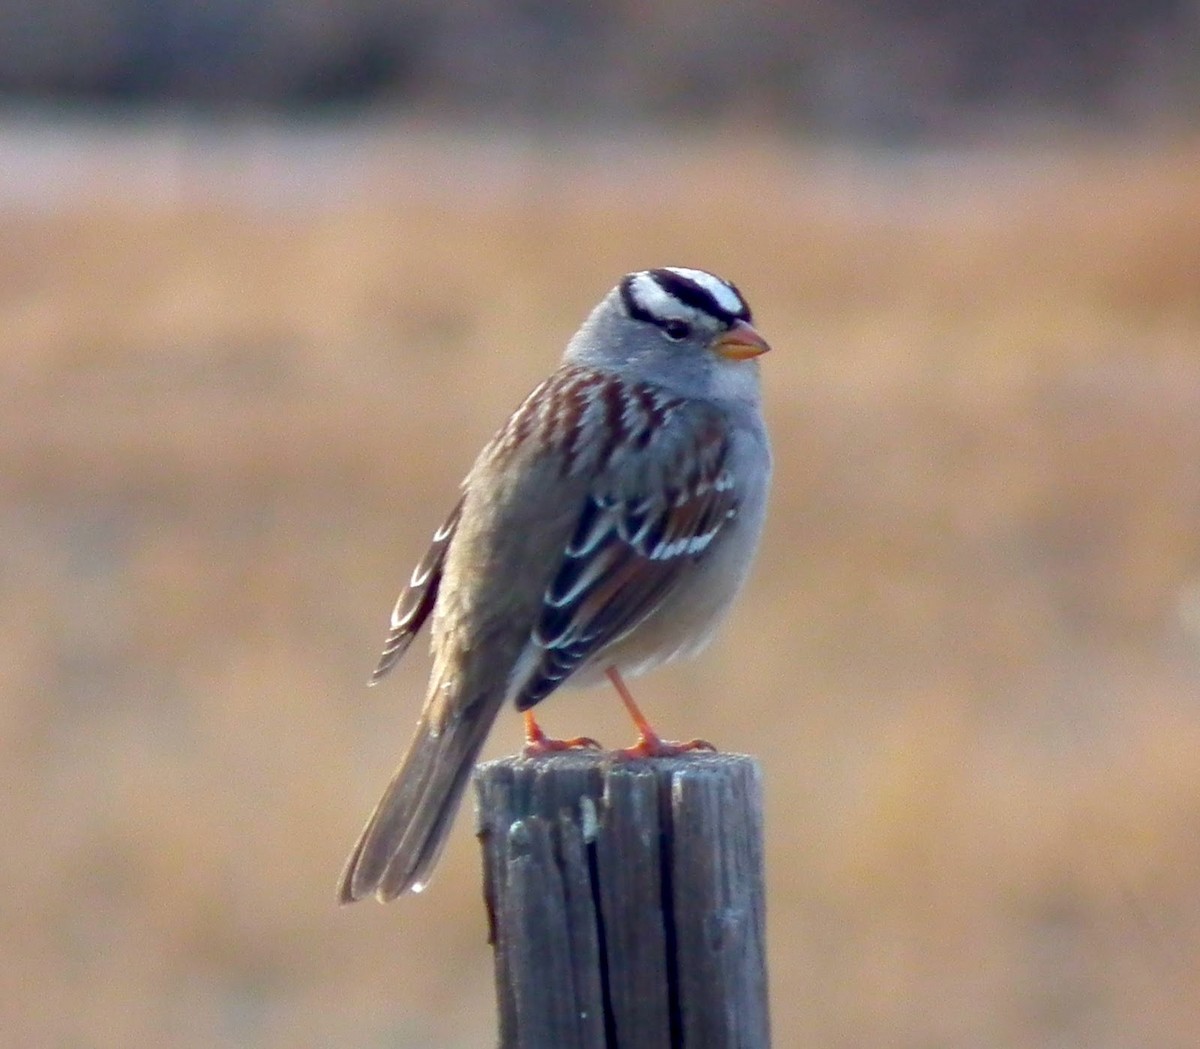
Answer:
xmin=3 ymin=125 xmax=1199 ymax=1048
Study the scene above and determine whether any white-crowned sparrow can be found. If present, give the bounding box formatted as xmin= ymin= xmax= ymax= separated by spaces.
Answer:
xmin=339 ymin=267 xmax=772 ymax=903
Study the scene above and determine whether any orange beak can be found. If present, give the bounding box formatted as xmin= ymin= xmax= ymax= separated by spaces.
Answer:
xmin=712 ymin=319 xmax=771 ymax=360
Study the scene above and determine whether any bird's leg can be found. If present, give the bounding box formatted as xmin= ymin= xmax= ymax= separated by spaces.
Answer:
xmin=522 ymin=710 xmax=602 ymax=756
xmin=606 ymin=667 xmax=716 ymax=758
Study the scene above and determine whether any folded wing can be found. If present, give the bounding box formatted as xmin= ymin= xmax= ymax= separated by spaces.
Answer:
xmin=510 ymin=411 xmax=737 ymax=709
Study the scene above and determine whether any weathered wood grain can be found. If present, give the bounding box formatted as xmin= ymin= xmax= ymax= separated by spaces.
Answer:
xmin=475 ymin=752 xmax=769 ymax=1048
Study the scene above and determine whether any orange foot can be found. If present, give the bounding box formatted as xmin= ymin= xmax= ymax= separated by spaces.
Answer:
xmin=604 ymin=666 xmax=717 ymax=760
xmin=522 ymin=711 xmax=602 ymax=757
xmin=614 ymin=732 xmax=717 ymax=760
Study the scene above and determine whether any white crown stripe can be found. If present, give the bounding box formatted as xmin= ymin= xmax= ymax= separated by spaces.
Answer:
xmin=628 ymin=272 xmax=684 ymax=320
xmin=663 ymin=268 xmax=746 ymax=316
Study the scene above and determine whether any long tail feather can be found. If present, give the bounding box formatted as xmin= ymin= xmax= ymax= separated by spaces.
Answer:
xmin=338 ymin=700 xmax=497 ymax=902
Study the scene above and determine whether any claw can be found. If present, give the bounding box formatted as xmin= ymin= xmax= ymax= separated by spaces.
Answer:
xmin=604 ymin=666 xmax=716 ymax=760
xmin=613 ymin=734 xmax=717 ymax=760
xmin=522 ymin=711 xmax=603 ymax=756
xmin=523 ymin=734 xmax=603 ymax=757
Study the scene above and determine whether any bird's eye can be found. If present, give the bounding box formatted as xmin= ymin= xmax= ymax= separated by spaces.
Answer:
xmin=662 ymin=319 xmax=691 ymax=341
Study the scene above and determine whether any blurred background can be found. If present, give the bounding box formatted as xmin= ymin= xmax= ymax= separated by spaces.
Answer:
xmin=3 ymin=2 xmax=1200 ymax=1047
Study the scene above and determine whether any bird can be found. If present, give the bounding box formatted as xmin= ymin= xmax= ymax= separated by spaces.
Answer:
xmin=338 ymin=267 xmax=772 ymax=903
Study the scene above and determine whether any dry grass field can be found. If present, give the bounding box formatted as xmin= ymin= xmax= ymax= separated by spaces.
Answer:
xmin=3 ymin=123 xmax=1200 ymax=1048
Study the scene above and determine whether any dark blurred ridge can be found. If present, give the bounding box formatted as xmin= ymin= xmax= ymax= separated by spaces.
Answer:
xmin=1 ymin=0 xmax=1198 ymax=138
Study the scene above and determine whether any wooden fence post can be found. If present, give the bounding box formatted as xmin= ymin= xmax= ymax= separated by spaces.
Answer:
xmin=474 ymin=751 xmax=770 ymax=1048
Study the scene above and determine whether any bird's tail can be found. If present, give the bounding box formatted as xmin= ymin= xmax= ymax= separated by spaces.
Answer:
xmin=338 ymin=700 xmax=496 ymax=903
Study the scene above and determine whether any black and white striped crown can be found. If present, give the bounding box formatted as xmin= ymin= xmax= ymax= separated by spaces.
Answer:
xmin=619 ymin=267 xmax=751 ymax=330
